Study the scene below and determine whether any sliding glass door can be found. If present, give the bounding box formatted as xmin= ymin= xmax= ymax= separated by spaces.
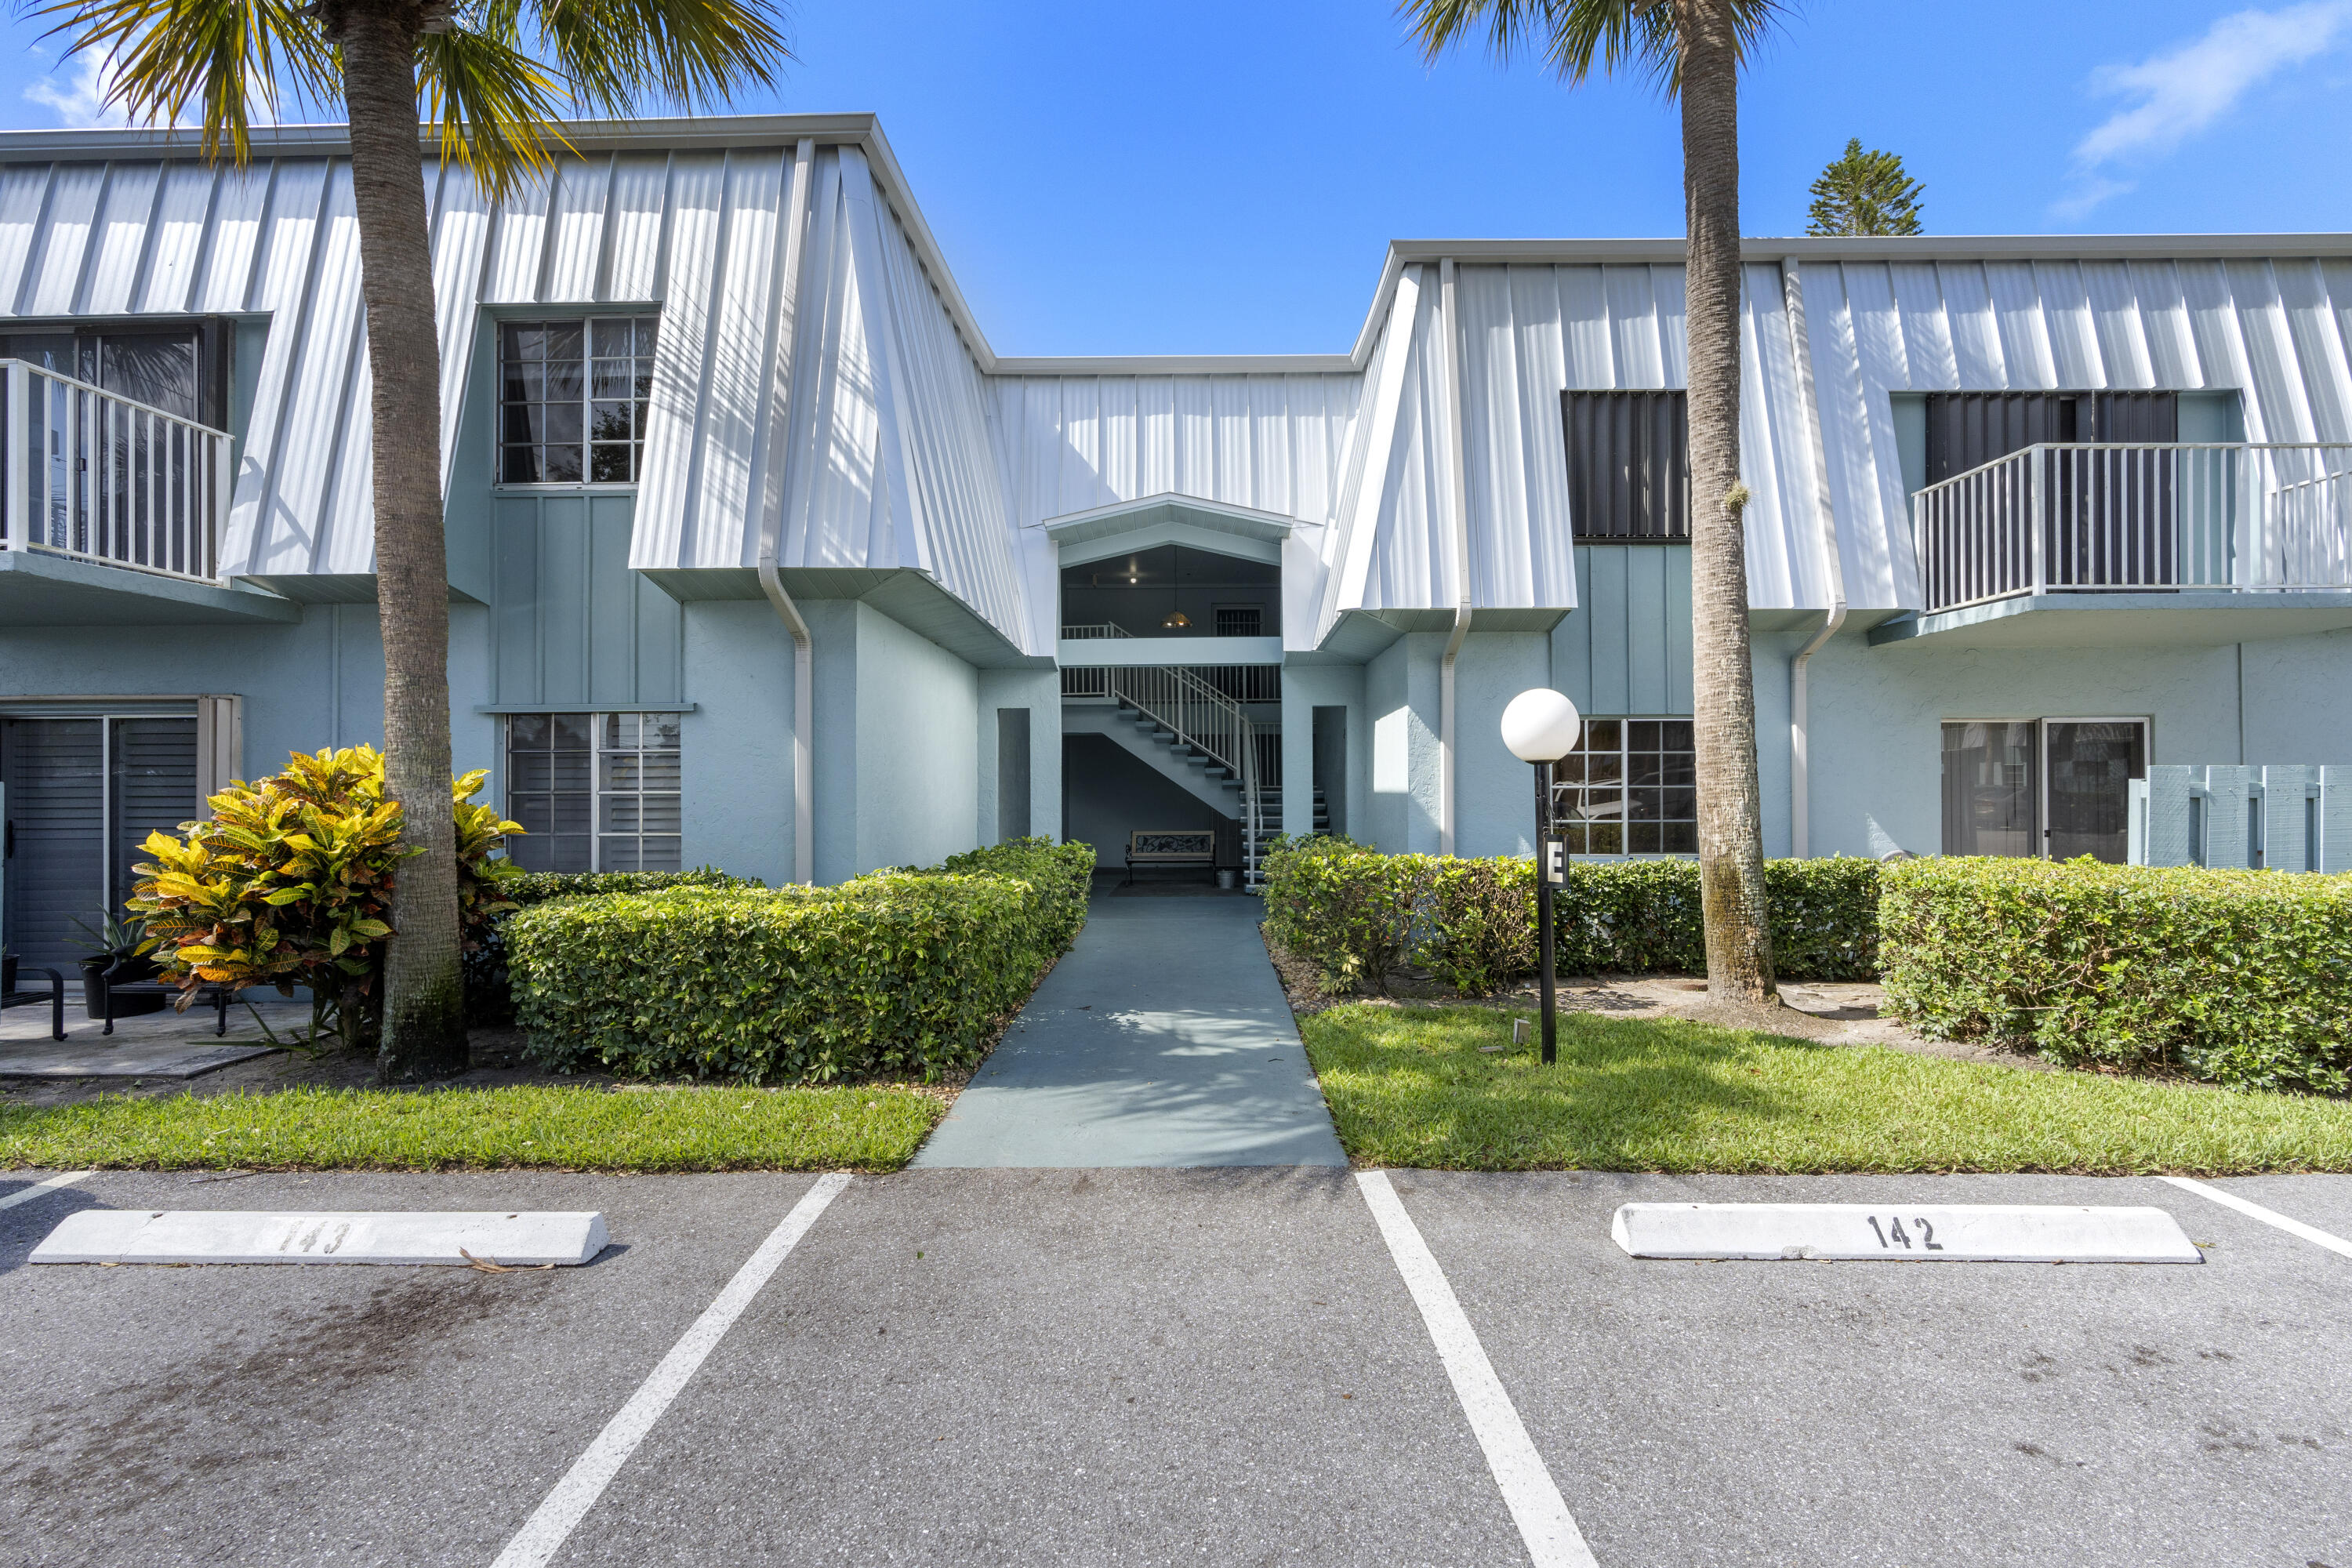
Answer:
xmin=2042 ymin=720 xmax=2146 ymax=862
xmin=1940 ymin=717 xmax=2147 ymax=864
xmin=1 ymin=713 xmax=198 ymax=971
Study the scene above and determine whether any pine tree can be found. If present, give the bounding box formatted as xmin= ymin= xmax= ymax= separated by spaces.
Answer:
xmin=1807 ymin=139 xmax=1924 ymax=236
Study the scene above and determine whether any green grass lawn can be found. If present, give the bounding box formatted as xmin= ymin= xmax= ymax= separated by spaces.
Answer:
xmin=1300 ymin=1004 xmax=2352 ymax=1174
xmin=0 ymin=1083 xmax=942 ymax=1174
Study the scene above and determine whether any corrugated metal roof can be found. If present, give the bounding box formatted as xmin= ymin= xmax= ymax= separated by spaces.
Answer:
xmin=6 ymin=115 xmax=2352 ymax=639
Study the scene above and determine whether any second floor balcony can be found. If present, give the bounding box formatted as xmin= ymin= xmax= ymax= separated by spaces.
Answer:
xmin=1911 ymin=441 xmax=2352 ymax=617
xmin=0 ymin=358 xmax=290 ymax=625
xmin=0 ymin=358 xmax=229 ymax=579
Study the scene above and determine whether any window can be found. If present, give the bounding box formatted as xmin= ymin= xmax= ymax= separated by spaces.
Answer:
xmin=500 ymin=318 xmax=658 ymax=485
xmin=1214 ymin=604 xmax=1263 ymax=637
xmin=0 ymin=324 xmax=227 ymax=425
xmin=1 ymin=712 xmax=199 ymax=969
xmin=503 ymin=712 xmax=681 ymax=873
xmin=1551 ymin=718 xmax=1697 ymax=855
xmin=1561 ymin=390 xmax=1689 ymax=541
xmin=1939 ymin=718 xmax=2146 ymax=863
xmin=1923 ymin=392 xmax=2176 ymax=483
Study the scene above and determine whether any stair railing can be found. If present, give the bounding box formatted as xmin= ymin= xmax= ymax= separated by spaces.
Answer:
xmin=1100 ymin=662 xmax=1268 ymax=889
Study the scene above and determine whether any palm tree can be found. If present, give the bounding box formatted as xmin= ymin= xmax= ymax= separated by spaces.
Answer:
xmin=1402 ymin=0 xmax=1786 ymax=1001
xmin=37 ymin=0 xmax=790 ymax=1077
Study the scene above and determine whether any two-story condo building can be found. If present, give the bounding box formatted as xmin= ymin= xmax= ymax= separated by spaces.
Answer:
xmin=5 ymin=114 xmax=2352 ymax=971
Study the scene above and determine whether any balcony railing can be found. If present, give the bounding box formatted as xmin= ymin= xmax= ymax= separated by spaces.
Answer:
xmin=0 ymin=359 xmax=233 ymax=584
xmin=1911 ymin=442 xmax=2352 ymax=615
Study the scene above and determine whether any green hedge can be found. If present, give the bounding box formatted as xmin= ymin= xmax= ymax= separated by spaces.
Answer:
xmin=1261 ymin=837 xmax=1882 ymax=993
xmin=504 ymin=838 xmax=1094 ymax=1082
xmin=1879 ymin=857 xmax=2352 ymax=1094
xmin=465 ymin=868 xmax=757 ymax=1025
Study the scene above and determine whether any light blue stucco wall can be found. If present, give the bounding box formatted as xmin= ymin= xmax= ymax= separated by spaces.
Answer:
xmin=1339 ymin=631 xmax=1561 ymax=859
xmin=0 ymin=603 xmax=498 ymax=788
xmin=808 ymin=599 xmax=982 ymax=883
xmin=977 ymin=668 xmax=1062 ymax=848
xmin=1280 ymin=663 xmax=1366 ymax=841
xmin=1457 ymin=632 xmax=1554 ymax=858
xmin=680 ymin=601 xmax=794 ymax=884
xmin=1364 ymin=634 xmax=1438 ymax=854
xmin=1792 ymin=626 xmax=2352 ymax=861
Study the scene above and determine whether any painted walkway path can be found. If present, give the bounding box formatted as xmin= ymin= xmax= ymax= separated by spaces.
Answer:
xmin=913 ymin=892 xmax=1348 ymax=1167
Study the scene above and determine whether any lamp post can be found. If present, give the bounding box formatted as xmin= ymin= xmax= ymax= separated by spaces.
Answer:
xmin=1501 ymin=688 xmax=1581 ymax=1065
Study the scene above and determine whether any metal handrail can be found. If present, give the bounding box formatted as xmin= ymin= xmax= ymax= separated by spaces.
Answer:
xmin=1910 ymin=441 xmax=2352 ymax=614
xmin=0 ymin=358 xmax=233 ymax=584
xmin=1059 ymin=622 xmax=1135 ymax=639
xmin=1087 ymin=662 xmax=1265 ymax=887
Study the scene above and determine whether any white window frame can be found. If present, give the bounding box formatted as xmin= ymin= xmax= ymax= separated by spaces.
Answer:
xmin=501 ymin=710 xmax=683 ymax=873
xmin=492 ymin=313 xmax=660 ymax=493
xmin=1553 ymin=713 xmax=1699 ymax=860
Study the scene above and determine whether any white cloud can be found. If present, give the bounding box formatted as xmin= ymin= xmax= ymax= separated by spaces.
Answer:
xmin=24 ymin=49 xmax=129 ymax=130
xmin=2060 ymin=2 xmax=2352 ymax=213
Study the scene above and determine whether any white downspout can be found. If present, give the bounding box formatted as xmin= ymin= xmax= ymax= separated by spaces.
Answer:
xmin=1781 ymin=256 xmax=1846 ymax=860
xmin=1439 ymin=258 xmax=1475 ymax=858
xmin=759 ymin=140 xmax=818 ymax=884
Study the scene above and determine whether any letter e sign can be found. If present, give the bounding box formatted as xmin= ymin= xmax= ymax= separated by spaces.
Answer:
xmin=1544 ymin=839 xmax=1564 ymax=885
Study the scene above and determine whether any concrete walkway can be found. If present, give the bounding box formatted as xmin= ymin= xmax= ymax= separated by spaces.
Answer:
xmin=913 ymin=894 xmax=1348 ymax=1167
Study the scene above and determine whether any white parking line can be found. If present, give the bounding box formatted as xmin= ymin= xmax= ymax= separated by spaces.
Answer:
xmin=1356 ymin=1171 xmax=1599 ymax=1568
xmin=2158 ymin=1175 xmax=2352 ymax=1260
xmin=489 ymin=1172 xmax=852 ymax=1568
xmin=0 ymin=1171 xmax=90 ymax=1213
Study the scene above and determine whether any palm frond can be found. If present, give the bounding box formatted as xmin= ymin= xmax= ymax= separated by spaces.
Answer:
xmin=416 ymin=0 xmax=572 ymax=197
xmin=535 ymin=0 xmax=789 ymax=118
xmin=31 ymin=0 xmax=337 ymax=162
xmin=1399 ymin=0 xmax=1783 ymax=96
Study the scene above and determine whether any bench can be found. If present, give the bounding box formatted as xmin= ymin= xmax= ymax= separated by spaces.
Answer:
xmin=1123 ymin=829 xmax=1219 ymax=886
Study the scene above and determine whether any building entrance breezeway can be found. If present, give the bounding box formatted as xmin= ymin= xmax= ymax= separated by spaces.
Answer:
xmin=1060 ymin=660 xmax=1307 ymax=890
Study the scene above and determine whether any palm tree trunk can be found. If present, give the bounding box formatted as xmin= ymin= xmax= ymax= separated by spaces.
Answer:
xmin=1675 ymin=0 xmax=1775 ymax=1002
xmin=342 ymin=4 xmax=468 ymax=1080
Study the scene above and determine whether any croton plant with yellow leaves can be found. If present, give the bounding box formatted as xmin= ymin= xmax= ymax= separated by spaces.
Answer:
xmin=125 ymin=746 xmax=523 ymax=1051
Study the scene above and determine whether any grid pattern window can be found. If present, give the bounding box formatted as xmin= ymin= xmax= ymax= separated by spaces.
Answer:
xmin=500 ymin=318 xmax=658 ymax=485
xmin=504 ymin=712 xmax=681 ymax=873
xmin=1551 ymin=718 xmax=1697 ymax=855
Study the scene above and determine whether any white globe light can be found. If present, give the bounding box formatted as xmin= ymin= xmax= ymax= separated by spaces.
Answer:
xmin=1501 ymin=688 xmax=1582 ymax=764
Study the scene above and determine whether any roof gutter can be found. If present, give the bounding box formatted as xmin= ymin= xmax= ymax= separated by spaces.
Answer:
xmin=757 ymin=139 xmax=819 ymax=885
xmin=1780 ymin=257 xmax=1847 ymax=860
xmin=1438 ymin=258 xmax=1474 ymax=858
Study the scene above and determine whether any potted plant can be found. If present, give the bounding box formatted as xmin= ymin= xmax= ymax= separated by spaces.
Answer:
xmin=71 ymin=912 xmax=166 ymax=1019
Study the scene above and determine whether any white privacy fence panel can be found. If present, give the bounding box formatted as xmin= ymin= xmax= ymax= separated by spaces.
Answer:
xmin=2129 ymin=765 xmax=2352 ymax=873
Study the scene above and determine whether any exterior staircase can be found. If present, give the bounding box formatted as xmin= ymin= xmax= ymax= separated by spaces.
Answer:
xmin=1065 ymin=658 xmax=1274 ymax=889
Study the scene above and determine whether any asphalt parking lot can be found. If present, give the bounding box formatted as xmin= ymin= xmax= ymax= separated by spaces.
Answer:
xmin=2 ymin=1167 xmax=2347 ymax=1567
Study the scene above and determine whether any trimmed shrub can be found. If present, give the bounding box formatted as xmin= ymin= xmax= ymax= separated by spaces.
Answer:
xmin=1261 ymin=840 xmax=1882 ymax=993
xmin=504 ymin=838 xmax=1094 ymax=1082
xmin=942 ymin=837 xmax=1095 ymax=958
xmin=1423 ymin=856 xmax=1537 ymax=995
xmin=1260 ymin=836 xmax=1438 ymax=994
xmin=464 ymin=868 xmax=757 ymax=1025
xmin=1879 ymin=857 xmax=2352 ymax=1094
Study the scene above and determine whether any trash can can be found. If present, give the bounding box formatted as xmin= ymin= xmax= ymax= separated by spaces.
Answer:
xmin=1215 ymin=868 xmax=1237 ymax=891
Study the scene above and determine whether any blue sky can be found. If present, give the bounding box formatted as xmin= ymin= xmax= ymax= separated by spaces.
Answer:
xmin=2 ymin=0 xmax=2350 ymax=356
